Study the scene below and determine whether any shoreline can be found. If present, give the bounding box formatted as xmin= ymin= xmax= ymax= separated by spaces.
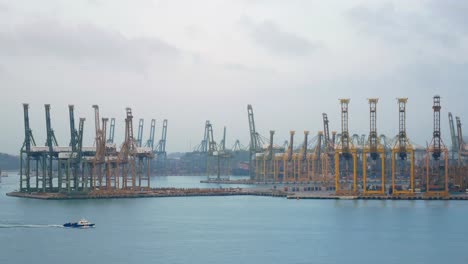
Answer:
xmin=7 ymin=188 xmax=468 ymax=201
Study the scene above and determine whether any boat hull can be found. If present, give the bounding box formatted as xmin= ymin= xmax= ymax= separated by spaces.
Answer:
xmin=63 ymin=223 xmax=95 ymax=228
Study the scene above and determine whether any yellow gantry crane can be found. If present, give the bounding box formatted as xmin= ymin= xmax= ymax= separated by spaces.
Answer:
xmin=425 ymin=96 xmax=449 ymax=196
xmin=335 ymin=99 xmax=358 ymax=194
xmin=362 ymin=98 xmax=386 ymax=195
xmin=391 ymin=98 xmax=415 ymax=195
xmin=320 ymin=114 xmax=336 ymax=186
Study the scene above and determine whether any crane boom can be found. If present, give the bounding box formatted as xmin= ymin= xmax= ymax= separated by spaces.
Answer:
xmin=322 ymin=113 xmax=331 ymax=152
xmin=92 ymin=105 xmax=100 ymax=142
xmin=288 ymin=131 xmax=295 ymax=161
xmin=221 ymin=126 xmax=226 ymax=152
xmin=22 ymin=104 xmax=35 ymax=152
xmin=247 ymin=105 xmax=262 ymax=152
xmin=44 ymin=104 xmax=58 ymax=148
xmin=432 ymin=96 xmax=442 ymax=160
xmin=339 ymin=99 xmax=351 ymax=152
xmin=302 ymin=131 xmax=309 ymax=161
xmin=107 ymin=118 xmax=115 ymax=144
xmin=76 ymin=118 xmax=85 ymax=162
xmin=137 ymin=118 xmax=144 ymax=147
xmin=207 ymin=123 xmax=217 ymax=155
xmin=68 ymin=105 xmax=77 ymax=151
xmin=145 ymin=119 xmax=156 ymax=150
xmin=456 ymin=117 xmax=463 ymax=149
xmin=368 ymin=98 xmax=379 ymax=154
xmin=159 ymin=119 xmax=168 ymax=153
xmin=449 ymin=112 xmax=458 ymax=158
xmin=316 ymin=131 xmax=322 ymax=159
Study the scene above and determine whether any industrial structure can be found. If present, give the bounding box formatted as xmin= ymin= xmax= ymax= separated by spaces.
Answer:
xmin=248 ymin=96 xmax=468 ymax=197
xmin=16 ymin=95 xmax=468 ymax=198
xmin=391 ymin=98 xmax=415 ymax=195
xmin=177 ymin=121 xmax=240 ymax=177
xmin=19 ymin=104 xmax=168 ymax=193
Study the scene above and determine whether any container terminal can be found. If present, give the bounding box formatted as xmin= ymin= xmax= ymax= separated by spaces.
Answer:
xmin=9 ymin=95 xmax=468 ymax=200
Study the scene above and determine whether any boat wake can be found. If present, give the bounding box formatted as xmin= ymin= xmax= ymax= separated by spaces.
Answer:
xmin=0 ymin=223 xmax=63 ymax=228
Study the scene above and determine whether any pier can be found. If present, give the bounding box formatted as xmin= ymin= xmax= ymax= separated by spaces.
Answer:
xmin=8 ymin=188 xmax=468 ymax=201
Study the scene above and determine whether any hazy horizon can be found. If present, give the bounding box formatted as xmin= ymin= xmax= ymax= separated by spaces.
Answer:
xmin=1 ymin=0 xmax=468 ymax=155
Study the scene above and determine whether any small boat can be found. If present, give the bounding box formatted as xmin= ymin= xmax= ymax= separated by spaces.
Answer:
xmin=63 ymin=219 xmax=95 ymax=228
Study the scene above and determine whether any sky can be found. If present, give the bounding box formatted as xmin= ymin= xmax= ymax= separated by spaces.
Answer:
xmin=1 ymin=0 xmax=468 ymax=155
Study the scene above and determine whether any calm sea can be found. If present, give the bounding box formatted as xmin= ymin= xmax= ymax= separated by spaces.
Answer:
xmin=1 ymin=172 xmax=467 ymax=264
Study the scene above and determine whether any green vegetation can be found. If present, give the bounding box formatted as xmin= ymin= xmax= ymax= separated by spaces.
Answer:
xmin=0 ymin=153 xmax=20 ymax=170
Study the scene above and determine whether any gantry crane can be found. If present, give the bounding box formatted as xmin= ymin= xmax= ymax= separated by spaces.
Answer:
xmin=155 ymin=119 xmax=168 ymax=172
xmin=58 ymin=105 xmax=84 ymax=192
xmin=300 ymin=131 xmax=310 ymax=181
xmin=137 ymin=119 xmax=144 ymax=147
xmin=205 ymin=121 xmax=222 ymax=178
xmin=449 ymin=113 xmax=459 ymax=160
xmin=316 ymin=131 xmax=324 ymax=181
xmin=20 ymin=103 xmax=36 ymax=192
xmin=135 ymin=117 xmax=153 ymax=188
xmin=219 ymin=127 xmax=227 ymax=152
xmin=283 ymin=131 xmax=295 ymax=181
xmin=231 ymin=140 xmax=245 ymax=152
xmin=321 ymin=113 xmax=335 ymax=183
xmin=254 ymin=130 xmax=278 ymax=182
xmin=145 ymin=119 xmax=156 ymax=150
xmin=425 ymin=95 xmax=449 ymax=196
xmin=75 ymin=118 xmax=85 ymax=188
xmin=91 ymin=105 xmax=108 ymax=188
xmin=119 ymin=107 xmax=140 ymax=189
xmin=67 ymin=105 xmax=79 ymax=191
xmin=263 ymin=130 xmax=275 ymax=181
xmin=217 ymin=126 xmax=233 ymax=178
xmin=198 ymin=120 xmax=210 ymax=153
xmin=335 ymin=99 xmax=357 ymax=194
xmin=456 ymin=116 xmax=463 ymax=162
xmin=190 ymin=121 xmax=211 ymax=174
xmin=302 ymin=131 xmax=320 ymax=182
xmin=363 ymin=98 xmax=386 ymax=194
xmin=455 ymin=116 xmax=468 ymax=189
xmin=159 ymin=119 xmax=168 ymax=155
xmin=247 ymin=105 xmax=265 ymax=179
xmin=107 ymin=118 xmax=115 ymax=144
xmin=44 ymin=104 xmax=58 ymax=191
xmin=391 ymin=98 xmax=415 ymax=195
xmin=456 ymin=116 xmax=468 ymax=161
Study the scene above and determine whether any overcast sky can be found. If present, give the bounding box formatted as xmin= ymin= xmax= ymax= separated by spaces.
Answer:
xmin=1 ymin=0 xmax=468 ymax=155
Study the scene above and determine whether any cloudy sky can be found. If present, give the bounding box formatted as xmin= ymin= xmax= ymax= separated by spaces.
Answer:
xmin=1 ymin=0 xmax=468 ymax=155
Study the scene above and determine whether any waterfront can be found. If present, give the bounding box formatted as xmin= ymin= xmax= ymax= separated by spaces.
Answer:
xmin=1 ymin=173 xmax=468 ymax=264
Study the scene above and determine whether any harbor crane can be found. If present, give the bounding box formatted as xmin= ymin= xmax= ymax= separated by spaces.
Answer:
xmin=335 ymin=99 xmax=358 ymax=194
xmin=107 ymin=118 xmax=116 ymax=144
xmin=321 ymin=113 xmax=335 ymax=182
xmin=425 ymin=95 xmax=448 ymax=196
xmin=20 ymin=104 xmax=36 ymax=192
xmin=45 ymin=104 xmax=58 ymax=191
xmin=145 ymin=119 xmax=156 ymax=150
xmin=391 ymin=98 xmax=415 ymax=195
xmin=363 ymin=98 xmax=385 ymax=195
xmin=137 ymin=119 xmax=144 ymax=147
xmin=247 ymin=105 xmax=265 ymax=179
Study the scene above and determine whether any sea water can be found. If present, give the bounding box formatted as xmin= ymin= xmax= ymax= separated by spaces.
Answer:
xmin=1 ymin=173 xmax=467 ymax=264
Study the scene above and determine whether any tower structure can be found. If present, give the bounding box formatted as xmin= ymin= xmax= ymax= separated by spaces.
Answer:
xmin=335 ymin=99 xmax=357 ymax=194
xmin=391 ymin=98 xmax=415 ymax=195
xmin=425 ymin=95 xmax=449 ymax=196
xmin=363 ymin=98 xmax=385 ymax=194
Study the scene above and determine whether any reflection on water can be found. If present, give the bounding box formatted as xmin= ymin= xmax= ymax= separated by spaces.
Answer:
xmin=0 ymin=173 xmax=467 ymax=264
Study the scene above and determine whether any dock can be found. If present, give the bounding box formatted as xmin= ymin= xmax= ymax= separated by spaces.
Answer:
xmin=6 ymin=188 xmax=288 ymax=200
xmin=7 ymin=188 xmax=468 ymax=201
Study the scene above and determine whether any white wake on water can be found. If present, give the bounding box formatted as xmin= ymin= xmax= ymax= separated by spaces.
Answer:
xmin=0 ymin=223 xmax=63 ymax=228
